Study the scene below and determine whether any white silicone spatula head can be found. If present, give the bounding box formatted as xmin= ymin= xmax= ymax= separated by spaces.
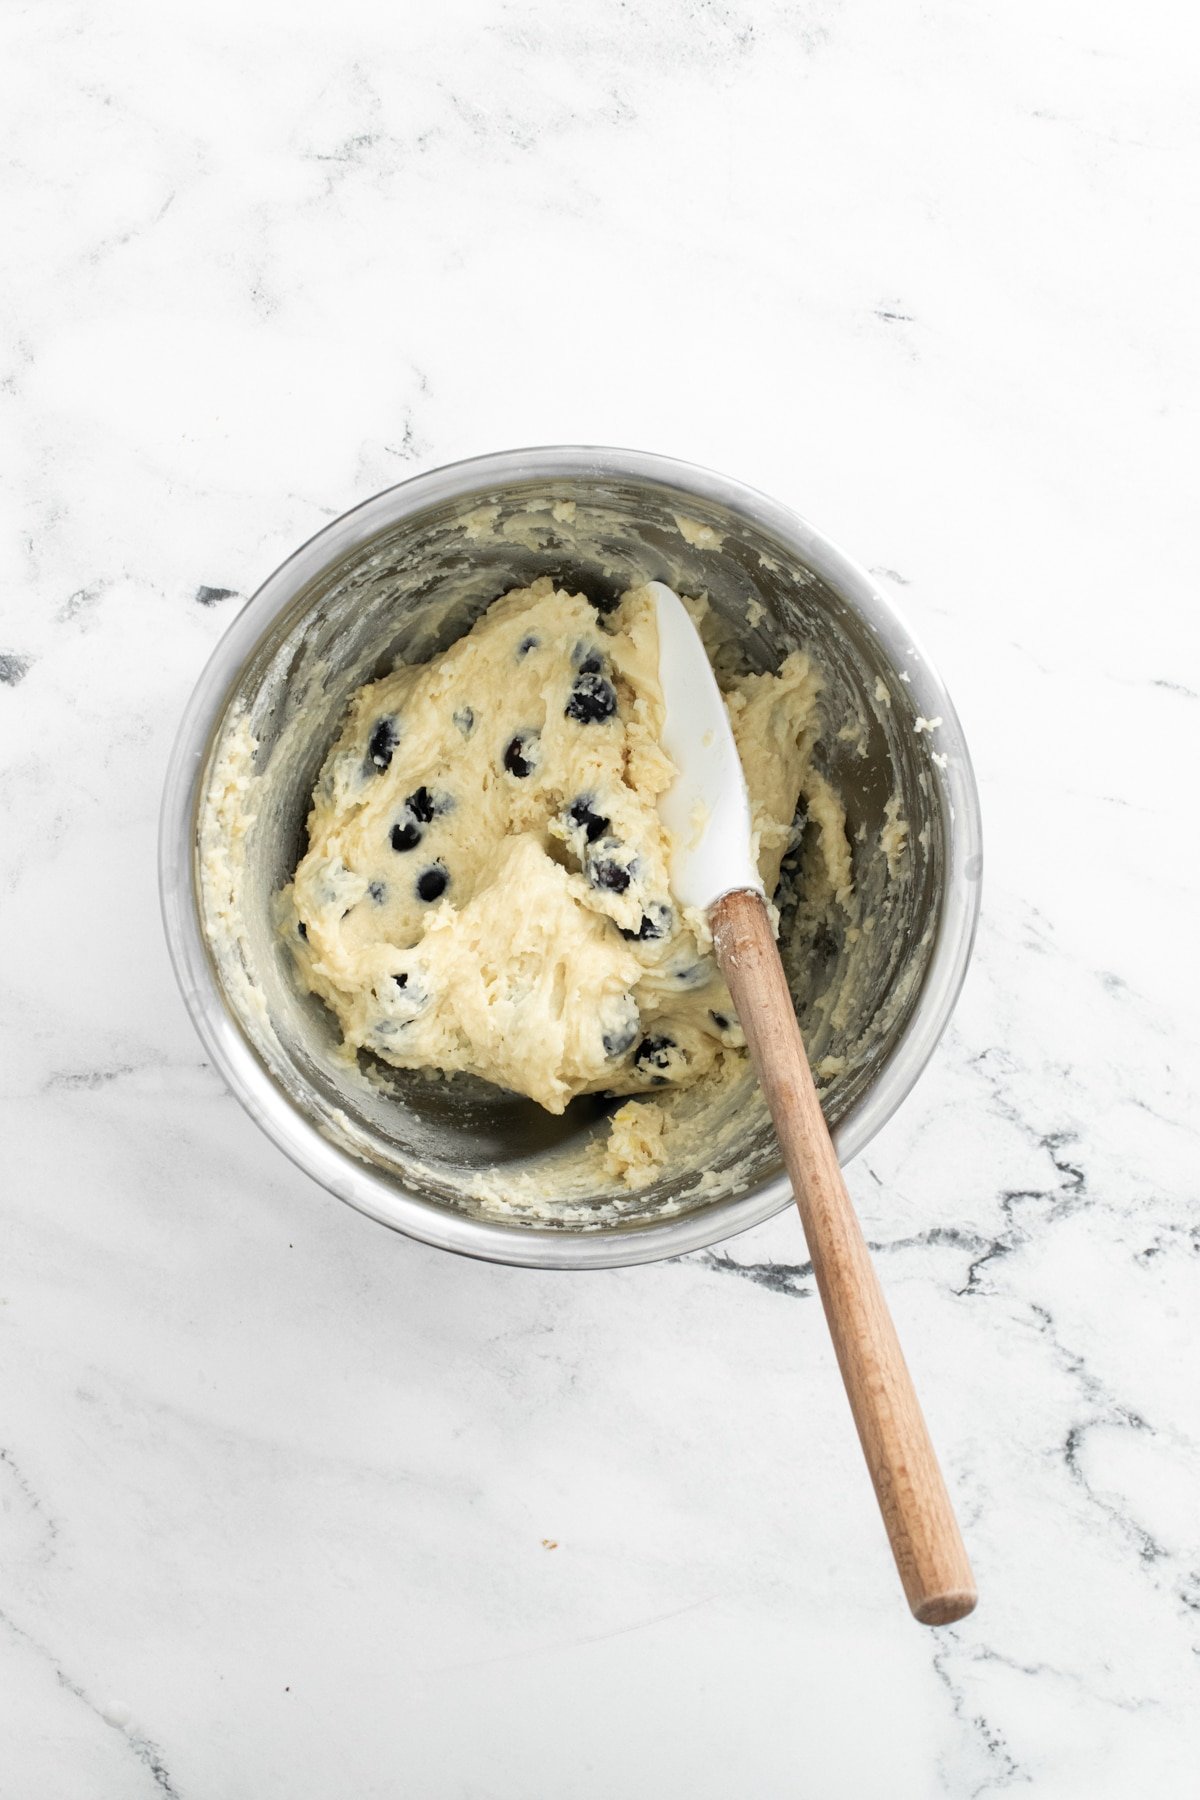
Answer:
xmin=649 ymin=580 xmax=977 ymax=1629
xmin=647 ymin=581 xmax=763 ymax=912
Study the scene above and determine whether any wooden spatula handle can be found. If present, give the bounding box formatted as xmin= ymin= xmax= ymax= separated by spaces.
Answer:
xmin=711 ymin=887 xmax=977 ymax=1626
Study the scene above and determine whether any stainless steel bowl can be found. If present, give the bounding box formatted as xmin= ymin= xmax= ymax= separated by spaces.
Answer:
xmin=160 ymin=447 xmax=982 ymax=1268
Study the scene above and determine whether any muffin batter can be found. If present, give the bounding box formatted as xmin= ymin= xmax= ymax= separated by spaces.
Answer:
xmin=280 ymin=578 xmax=844 ymax=1116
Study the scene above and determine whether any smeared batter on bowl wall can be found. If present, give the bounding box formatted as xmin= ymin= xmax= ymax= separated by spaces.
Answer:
xmin=278 ymin=577 xmax=852 ymax=1172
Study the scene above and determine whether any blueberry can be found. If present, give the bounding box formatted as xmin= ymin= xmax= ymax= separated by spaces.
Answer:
xmin=587 ymin=835 xmax=636 ymax=895
xmin=417 ymin=863 xmax=449 ymax=903
xmin=454 ymin=706 xmax=475 ymax=736
xmin=297 ymin=920 xmax=308 ymax=940
xmin=517 ymin=634 xmax=540 ymax=657
xmin=368 ymin=881 xmax=386 ymax=903
xmin=710 ymin=1010 xmax=730 ymax=1031
xmin=590 ymin=856 xmax=630 ymax=894
xmin=367 ymin=717 xmax=398 ymax=770
xmin=620 ymin=903 xmax=672 ymax=942
xmin=568 ymin=797 xmax=609 ymax=843
xmin=577 ymin=651 xmax=603 ymax=676
xmin=504 ymin=731 xmax=538 ymax=778
xmin=406 ymin=786 xmax=437 ymax=823
xmin=392 ymin=785 xmax=448 ymax=851
xmin=565 ymin=671 xmax=617 ymax=724
xmin=634 ymin=1035 xmax=676 ymax=1085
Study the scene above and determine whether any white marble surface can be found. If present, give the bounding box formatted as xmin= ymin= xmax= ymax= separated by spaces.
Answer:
xmin=2 ymin=1 xmax=1198 ymax=1793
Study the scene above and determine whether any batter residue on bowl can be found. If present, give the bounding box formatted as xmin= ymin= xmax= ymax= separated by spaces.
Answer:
xmin=278 ymin=577 xmax=852 ymax=1183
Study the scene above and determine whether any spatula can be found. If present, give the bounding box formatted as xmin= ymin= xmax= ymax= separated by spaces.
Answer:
xmin=649 ymin=580 xmax=977 ymax=1626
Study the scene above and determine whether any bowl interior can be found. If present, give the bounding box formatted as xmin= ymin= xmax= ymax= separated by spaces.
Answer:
xmin=195 ymin=471 xmax=944 ymax=1235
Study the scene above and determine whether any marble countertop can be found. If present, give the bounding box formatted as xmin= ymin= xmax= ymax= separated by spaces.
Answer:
xmin=3 ymin=1 xmax=1197 ymax=1794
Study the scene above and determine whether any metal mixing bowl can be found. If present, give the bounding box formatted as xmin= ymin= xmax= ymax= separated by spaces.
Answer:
xmin=159 ymin=447 xmax=982 ymax=1268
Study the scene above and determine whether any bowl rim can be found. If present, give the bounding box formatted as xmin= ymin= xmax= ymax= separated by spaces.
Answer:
xmin=159 ymin=445 xmax=983 ymax=1269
